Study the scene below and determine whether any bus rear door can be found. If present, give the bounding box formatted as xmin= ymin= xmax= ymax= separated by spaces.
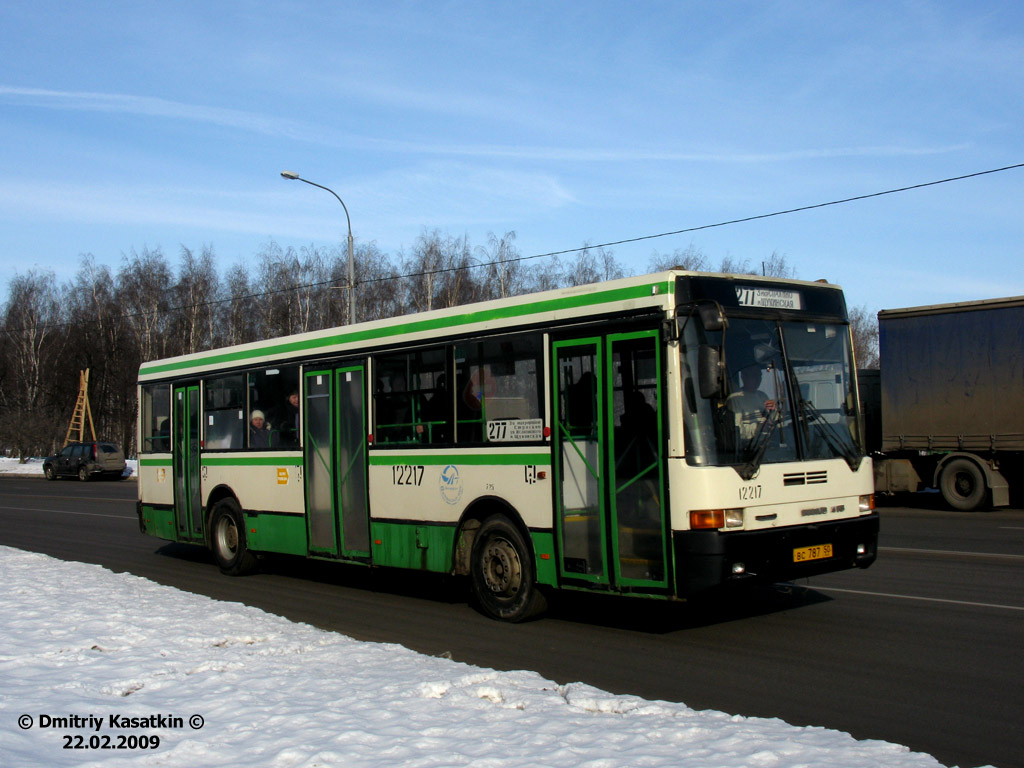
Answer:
xmin=172 ymin=384 xmax=204 ymax=542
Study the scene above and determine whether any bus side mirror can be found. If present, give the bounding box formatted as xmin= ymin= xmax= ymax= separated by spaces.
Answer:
xmin=698 ymin=303 xmax=727 ymax=332
xmin=698 ymin=345 xmax=725 ymax=399
xmin=675 ymin=301 xmax=727 ymax=338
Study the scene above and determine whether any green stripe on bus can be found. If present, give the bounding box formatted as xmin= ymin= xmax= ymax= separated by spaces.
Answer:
xmin=201 ymin=456 xmax=304 ymax=467
xmin=139 ymin=281 xmax=671 ymax=376
xmin=530 ymin=530 xmax=557 ymax=586
xmin=370 ymin=520 xmax=456 ymax=573
xmin=139 ymin=457 xmax=173 ymax=466
xmin=369 ymin=453 xmax=551 ymax=466
xmin=244 ymin=511 xmax=308 ymax=556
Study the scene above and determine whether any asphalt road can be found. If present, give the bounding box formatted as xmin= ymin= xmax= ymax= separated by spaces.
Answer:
xmin=1 ymin=477 xmax=1021 ymax=768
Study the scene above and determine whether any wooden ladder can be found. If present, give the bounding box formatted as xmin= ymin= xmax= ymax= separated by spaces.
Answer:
xmin=64 ymin=369 xmax=97 ymax=447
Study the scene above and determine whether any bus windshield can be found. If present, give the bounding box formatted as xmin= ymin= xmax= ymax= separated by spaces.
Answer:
xmin=681 ymin=315 xmax=863 ymax=476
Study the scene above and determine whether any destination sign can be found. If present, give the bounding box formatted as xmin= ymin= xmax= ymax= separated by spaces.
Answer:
xmin=735 ymin=287 xmax=803 ymax=310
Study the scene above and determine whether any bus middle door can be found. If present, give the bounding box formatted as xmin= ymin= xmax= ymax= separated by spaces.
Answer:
xmin=303 ymin=365 xmax=370 ymax=559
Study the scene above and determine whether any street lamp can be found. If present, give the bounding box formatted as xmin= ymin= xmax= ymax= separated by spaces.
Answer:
xmin=280 ymin=170 xmax=356 ymax=325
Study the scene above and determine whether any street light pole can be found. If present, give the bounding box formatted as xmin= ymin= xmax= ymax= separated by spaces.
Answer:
xmin=280 ymin=170 xmax=356 ymax=325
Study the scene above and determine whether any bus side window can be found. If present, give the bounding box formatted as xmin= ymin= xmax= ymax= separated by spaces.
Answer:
xmin=456 ymin=335 xmax=542 ymax=444
xmin=204 ymin=374 xmax=245 ymax=450
xmin=141 ymin=383 xmax=171 ymax=452
xmin=248 ymin=366 xmax=300 ymax=448
xmin=374 ymin=347 xmax=449 ymax=445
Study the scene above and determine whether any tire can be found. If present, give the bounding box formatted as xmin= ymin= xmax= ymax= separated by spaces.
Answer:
xmin=939 ymin=458 xmax=987 ymax=512
xmin=470 ymin=515 xmax=546 ymax=622
xmin=78 ymin=465 xmax=90 ymax=482
xmin=44 ymin=465 xmax=57 ymax=481
xmin=210 ymin=499 xmax=258 ymax=576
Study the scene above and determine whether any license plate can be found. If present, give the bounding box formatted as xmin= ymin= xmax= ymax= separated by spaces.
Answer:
xmin=793 ymin=543 xmax=833 ymax=563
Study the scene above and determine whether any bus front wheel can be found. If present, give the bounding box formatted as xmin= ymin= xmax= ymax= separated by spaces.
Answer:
xmin=470 ymin=515 xmax=546 ymax=622
xmin=210 ymin=499 xmax=257 ymax=576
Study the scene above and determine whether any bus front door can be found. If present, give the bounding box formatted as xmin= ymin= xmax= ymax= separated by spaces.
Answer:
xmin=303 ymin=366 xmax=370 ymax=559
xmin=554 ymin=332 xmax=668 ymax=589
xmin=172 ymin=384 xmax=204 ymax=542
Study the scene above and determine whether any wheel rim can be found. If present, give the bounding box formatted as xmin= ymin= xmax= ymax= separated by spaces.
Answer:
xmin=216 ymin=516 xmax=239 ymax=557
xmin=954 ymin=471 xmax=975 ymax=498
xmin=482 ymin=537 xmax=522 ymax=597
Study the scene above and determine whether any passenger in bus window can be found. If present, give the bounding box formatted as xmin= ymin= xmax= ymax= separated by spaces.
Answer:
xmin=461 ymin=365 xmax=496 ymax=412
xmin=421 ymin=374 xmax=450 ymax=443
xmin=249 ymin=410 xmax=271 ymax=448
xmin=275 ymin=390 xmax=300 ymax=444
xmin=153 ymin=417 xmax=170 ymax=451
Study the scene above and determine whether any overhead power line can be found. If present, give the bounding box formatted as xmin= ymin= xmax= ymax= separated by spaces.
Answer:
xmin=356 ymin=162 xmax=1024 ymax=285
xmin=3 ymin=161 xmax=1023 ymax=333
xmin=523 ymin=161 xmax=1024 ymax=257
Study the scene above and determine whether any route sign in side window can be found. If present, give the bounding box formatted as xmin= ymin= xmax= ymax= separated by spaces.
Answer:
xmin=455 ymin=334 xmax=543 ymax=444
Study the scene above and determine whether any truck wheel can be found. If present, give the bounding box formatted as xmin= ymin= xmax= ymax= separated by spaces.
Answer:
xmin=470 ymin=515 xmax=546 ymax=622
xmin=939 ymin=458 xmax=987 ymax=511
xmin=210 ymin=499 xmax=257 ymax=576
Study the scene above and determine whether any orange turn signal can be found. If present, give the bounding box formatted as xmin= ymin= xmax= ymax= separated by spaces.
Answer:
xmin=690 ymin=510 xmax=725 ymax=529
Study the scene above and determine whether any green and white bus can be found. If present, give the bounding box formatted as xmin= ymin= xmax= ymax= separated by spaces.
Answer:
xmin=137 ymin=270 xmax=878 ymax=621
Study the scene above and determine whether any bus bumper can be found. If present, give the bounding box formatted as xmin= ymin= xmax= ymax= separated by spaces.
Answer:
xmin=673 ymin=513 xmax=879 ymax=596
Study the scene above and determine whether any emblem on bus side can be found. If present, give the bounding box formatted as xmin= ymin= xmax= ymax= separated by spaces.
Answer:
xmin=440 ymin=464 xmax=463 ymax=505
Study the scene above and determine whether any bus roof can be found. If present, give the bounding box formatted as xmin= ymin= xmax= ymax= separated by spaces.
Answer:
xmin=138 ymin=270 xmax=841 ymax=381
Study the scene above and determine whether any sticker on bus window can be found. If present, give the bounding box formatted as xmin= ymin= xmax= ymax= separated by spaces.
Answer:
xmin=486 ymin=419 xmax=544 ymax=442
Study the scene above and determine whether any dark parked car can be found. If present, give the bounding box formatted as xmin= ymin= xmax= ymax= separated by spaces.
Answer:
xmin=43 ymin=442 xmax=127 ymax=481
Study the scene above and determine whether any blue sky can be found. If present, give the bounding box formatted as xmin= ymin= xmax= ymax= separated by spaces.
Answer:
xmin=1 ymin=1 xmax=1021 ymax=313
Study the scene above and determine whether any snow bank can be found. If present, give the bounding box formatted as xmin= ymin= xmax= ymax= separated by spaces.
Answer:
xmin=0 ymin=546 xmax=962 ymax=768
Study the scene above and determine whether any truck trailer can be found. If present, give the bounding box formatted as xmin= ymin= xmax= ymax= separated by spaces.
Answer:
xmin=865 ymin=296 xmax=1023 ymax=511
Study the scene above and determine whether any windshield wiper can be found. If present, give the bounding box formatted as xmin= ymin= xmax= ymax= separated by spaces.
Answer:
xmin=798 ymin=397 xmax=862 ymax=471
xmin=737 ymin=409 xmax=781 ymax=481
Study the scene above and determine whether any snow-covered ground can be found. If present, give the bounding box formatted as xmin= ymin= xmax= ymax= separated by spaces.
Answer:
xmin=0 ymin=544 xmax=974 ymax=768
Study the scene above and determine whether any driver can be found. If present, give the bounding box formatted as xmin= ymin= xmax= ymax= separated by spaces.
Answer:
xmin=726 ymin=364 xmax=776 ymax=440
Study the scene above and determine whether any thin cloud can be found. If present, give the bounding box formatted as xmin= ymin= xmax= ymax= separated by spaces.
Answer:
xmin=0 ymin=85 xmax=966 ymax=164
xmin=0 ymin=85 xmax=308 ymax=139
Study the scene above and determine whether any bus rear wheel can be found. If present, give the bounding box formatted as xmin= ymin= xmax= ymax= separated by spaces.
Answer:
xmin=470 ymin=515 xmax=546 ymax=622
xmin=210 ymin=499 xmax=257 ymax=576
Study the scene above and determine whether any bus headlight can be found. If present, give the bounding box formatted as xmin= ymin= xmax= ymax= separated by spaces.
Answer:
xmin=690 ymin=508 xmax=744 ymax=529
xmin=859 ymin=494 xmax=875 ymax=513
